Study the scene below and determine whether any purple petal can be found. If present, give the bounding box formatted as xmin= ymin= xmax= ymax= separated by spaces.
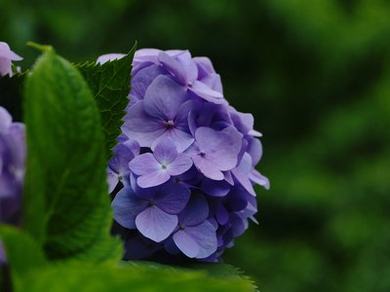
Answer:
xmin=0 ymin=107 xmax=12 ymax=133
xmin=247 ymin=138 xmax=263 ymax=166
xmin=107 ymin=168 xmax=118 ymax=193
xmin=200 ymin=73 xmax=223 ymax=94
xmin=201 ymin=178 xmax=231 ymax=197
xmin=96 ymin=53 xmax=125 ymax=65
xmin=174 ymin=166 xmax=201 ymax=187
xmin=131 ymin=64 xmax=165 ymax=99
xmin=125 ymin=138 xmax=141 ymax=155
xmin=144 ymin=75 xmax=187 ymax=120
xmin=232 ymin=153 xmax=256 ymax=196
xmin=215 ymin=204 xmax=229 ymax=225
xmin=193 ymin=56 xmax=215 ymax=78
xmin=133 ymin=183 xmax=156 ymax=200
xmin=188 ymin=109 xmax=200 ymax=137
xmin=249 ymin=129 xmax=262 ymax=137
xmin=173 ymin=230 xmax=199 ymax=258
xmin=135 ymin=206 xmax=178 ymax=242
xmin=230 ymin=109 xmax=254 ymax=135
xmin=129 ymin=153 xmax=160 ymax=175
xmin=192 ymin=155 xmax=224 ymax=181
xmin=137 ymin=170 xmax=171 ymax=188
xmin=133 ymin=48 xmax=161 ymax=63
xmin=240 ymin=200 xmax=258 ymax=224
xmin=176 ymin=50 xmax=198 ymax=84
xmin=0 ymin=43 xmax=22 ymax=61
xmin=174 ymin=100 xmax=198 ymax=132
xmin=226 ymin=187 xmax=249 ymax=211
xmin=224 ymin=171 xmax=234 ymax=185
xmin=3 ymin=123 xmax=25 ymax=173
xmin=189 ymin=80 xmax=226 ymax=104
xmin=132 ymin=48 xmax=161 ymax=74
xmin=195 ymin=126 xmax=242 ymax=171
xmin=122 ymin=101 xmax=165 ymax=147
xmin=188 ymin=102 xmax=229 ymax=135
xmin=185 ymin=221 xmax=217 ymax=259
xmin=167 ymin=153 xmax=193 ymax=176
xmin=155 ymin=183 xmax=190 ymax=214
xmin=152 ymin=128 xmax=194 ymax=153
xmin=179 ymin=194 xmax=209 ymax=226
xmin=0 ymin=59 xmax=12 ymax=76
xmin=109 ymin=142 xmax=137 ymax=176
xmin=158 ymin=52 xmax=188 ymax=85
xmin=231 ymin=214 xmax=246 ymax=237
xmin=112 ymin=188 xmax=148 ymax=229
xmin=153 ymin=138 xmax=178 ymax=164
xmin=250 ymin=169 xmax=270 ymax=190
xmin=165 ymin=50 xmax=187 ymax=57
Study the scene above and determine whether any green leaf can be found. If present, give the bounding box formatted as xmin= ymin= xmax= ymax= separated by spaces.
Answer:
xmin=23 ymin=46 xmax=122 ymax=262
xmin=15 ymin=261 xmax=255 ymax=292
xmin=192 ymin=263 xmax=258 ymax=290
xmin=78 ymin=42 xmax=137 ymax=158
xmin=128 ymin=261 xmax=258 ymax=291
xmin=191 ymin=262 xmax=251 ymax=278
xmin=0 ymin=225 xmax=46 ymax=276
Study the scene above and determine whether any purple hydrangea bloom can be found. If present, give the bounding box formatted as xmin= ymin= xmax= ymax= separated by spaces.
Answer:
xmin=107 ymin=49 xmax=269 ymax=261
xmin=0 ymin=107 xmax=26 ymax=263
xmin=0 ymin=42 xmax=22 ymax=77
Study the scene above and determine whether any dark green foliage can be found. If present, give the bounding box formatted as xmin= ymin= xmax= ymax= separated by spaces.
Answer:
xmin=78 ymin=43 xmax=136 ymax=158
xmin=23 ymin=46 xmax=121 ymax=262
xmin=0 ymin=74 xmax=24 ymax=121
xmin=1 ymin=0 xmax=389 ymax=291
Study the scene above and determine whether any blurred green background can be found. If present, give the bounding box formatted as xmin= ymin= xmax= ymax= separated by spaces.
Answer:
xmin=1 ymin=0 xmax=390 ymax=291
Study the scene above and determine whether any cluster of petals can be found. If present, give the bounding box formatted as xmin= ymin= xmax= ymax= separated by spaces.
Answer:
xmin=0 ymin=107 xmax=26 ymax=263
xmin=107 ymin=49 xmax=269 ymax=261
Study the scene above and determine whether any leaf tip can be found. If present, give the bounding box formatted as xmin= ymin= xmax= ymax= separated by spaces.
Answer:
xmin=27 ymin=42 xmax=54 ymax=54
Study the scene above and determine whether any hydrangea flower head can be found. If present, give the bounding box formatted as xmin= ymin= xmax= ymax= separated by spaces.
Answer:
xmin=109 ymin=49 xmax=269 ymax=261
xmin=0 ymin=107 xmax=26 ymax=263
xmin=0 ymin=42 xmax=22 ymax=77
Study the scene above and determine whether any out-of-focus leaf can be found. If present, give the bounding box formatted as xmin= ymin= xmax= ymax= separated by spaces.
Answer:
xmin=15 ymin=261 xmax=255 ymax=292
xmin=0 ymin=225 xmax=46 ymax=276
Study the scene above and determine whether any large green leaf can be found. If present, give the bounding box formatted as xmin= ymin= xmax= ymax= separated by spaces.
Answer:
xmin=15 ymin=261 xmax=255 ymax=292
xmin=78 ymin=43 xmax=136 ymax=158
xmin=23 ymin=46 xmax=122 ymax=262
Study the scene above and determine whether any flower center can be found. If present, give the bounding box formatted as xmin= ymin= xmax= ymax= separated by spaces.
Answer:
xmin=199 ymin=151 xmax=206 ymax=158
xmin=165 ymin=120 xmax=175 ymax=129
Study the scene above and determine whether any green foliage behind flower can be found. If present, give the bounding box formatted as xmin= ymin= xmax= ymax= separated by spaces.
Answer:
xmin=1 ymin=0 xmax=390 ymax=291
